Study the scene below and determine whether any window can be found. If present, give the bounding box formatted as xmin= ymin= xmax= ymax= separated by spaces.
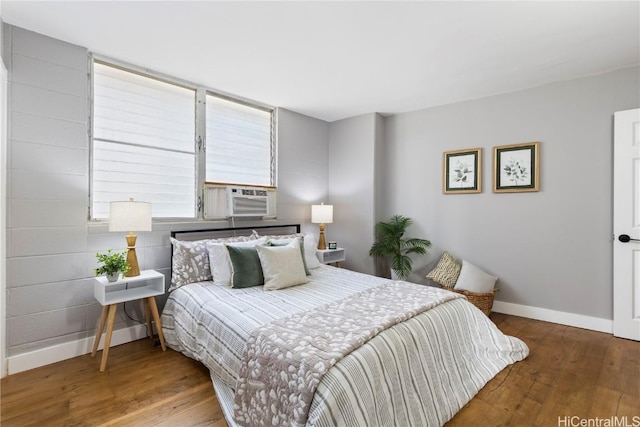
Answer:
xmin=206 ymin=94 xmax=274 ymax=187
xmin=92 ymin=62 xmax=196 ymax=219
xmin=91 ymin=60 xmax=275 ymax=220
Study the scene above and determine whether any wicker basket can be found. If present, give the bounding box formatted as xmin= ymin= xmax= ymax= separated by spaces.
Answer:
xmin=452 ymin=288 xmax=498 ymax=316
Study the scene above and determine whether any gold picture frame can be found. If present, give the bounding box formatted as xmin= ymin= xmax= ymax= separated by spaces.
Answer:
xmin=493 ymin=142 xmax=540 ymax=193
xmin=443 ymin=148 xmax=482 ymax=194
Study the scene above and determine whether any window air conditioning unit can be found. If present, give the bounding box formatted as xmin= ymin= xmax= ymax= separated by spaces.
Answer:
xmin=203 ymin=184 xmax=277 ymax=220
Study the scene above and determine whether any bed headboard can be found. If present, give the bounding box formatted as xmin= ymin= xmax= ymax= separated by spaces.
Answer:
xmin=170 ymin=223 xmax=301 ymax=242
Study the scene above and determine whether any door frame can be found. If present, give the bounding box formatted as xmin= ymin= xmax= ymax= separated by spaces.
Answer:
xmin=0 ymin=57 xmax=7 ymax=377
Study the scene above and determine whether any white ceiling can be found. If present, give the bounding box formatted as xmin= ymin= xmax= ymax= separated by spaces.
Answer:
xmin=2 ymin=1 xmax=639 ymax=122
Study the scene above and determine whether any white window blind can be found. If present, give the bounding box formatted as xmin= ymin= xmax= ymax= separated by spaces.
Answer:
xmin=92 ymin=62 xmax=196 ymax=219
xmin=205 ymin=94 xmax=273 ymax=187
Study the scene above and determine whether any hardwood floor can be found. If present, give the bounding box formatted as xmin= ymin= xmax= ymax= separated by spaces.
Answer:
xmin=1 ymin=313 xmax=638 ymax=426
xmin=1 ymin=338 xmax=225 ymax=427
xmin=448 ymin=313 xmax=639 ymax=426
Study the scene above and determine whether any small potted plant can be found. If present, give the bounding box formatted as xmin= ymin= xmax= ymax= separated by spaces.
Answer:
xmin=369 ymin=215 xmax=432 ymax=280
xmin=95 ymin=249 xmax=130 ymax=282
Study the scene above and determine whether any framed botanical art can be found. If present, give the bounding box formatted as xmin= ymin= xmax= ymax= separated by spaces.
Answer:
xmin=493 ymin=142 xmax=539 ymax=193
xmin=443 ymin=148 xmax=482 ymax=194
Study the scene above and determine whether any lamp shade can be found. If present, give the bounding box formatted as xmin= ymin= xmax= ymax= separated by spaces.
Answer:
xmin=109 ymin=199 xmax=152 ymax=232
xmin=311 ymin=203 xmax=333 ymax=224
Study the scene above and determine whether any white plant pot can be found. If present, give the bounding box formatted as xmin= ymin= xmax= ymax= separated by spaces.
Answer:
xmin=106 ymin=273 xmax=120 ymax=282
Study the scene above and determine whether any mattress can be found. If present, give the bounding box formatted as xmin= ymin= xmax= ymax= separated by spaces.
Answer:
xmin=161 ymin=265 xmax=528 ymax=427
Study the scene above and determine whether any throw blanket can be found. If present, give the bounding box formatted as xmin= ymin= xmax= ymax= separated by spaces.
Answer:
xmin=233 ymin=281 xmax=462 ymax=427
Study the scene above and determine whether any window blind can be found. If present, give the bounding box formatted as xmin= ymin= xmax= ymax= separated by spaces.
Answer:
xmin=92 ymin=62 xmax=196 ymax=219
xmin=205 ymin=94 xmax=273 ymax=187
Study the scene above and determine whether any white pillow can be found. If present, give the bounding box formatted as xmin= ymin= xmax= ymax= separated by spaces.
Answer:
xmin=256 ymin=239 xmax=309 ymax=290
xmin=454 ymin=260 xmax=498 ymax=293
xmin=267 ymin=234 xmax=321 ymax=270
xmin=303 ymin=233 xmax=321 ymax=269
xmin=207 ymin=237 xmax=268 ymax=286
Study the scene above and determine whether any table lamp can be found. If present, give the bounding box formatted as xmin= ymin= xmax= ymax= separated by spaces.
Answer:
xmin=311 ymin=202 xmax=333 ymax=250
xmin=109 ymin=198 xmax=152 ymax=277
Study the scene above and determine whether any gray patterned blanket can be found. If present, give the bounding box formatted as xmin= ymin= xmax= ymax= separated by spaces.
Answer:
xmin=163 ymin=266 xmax=529 ymax=427
xmin=233 ymin=281 xmax=461 ymax=427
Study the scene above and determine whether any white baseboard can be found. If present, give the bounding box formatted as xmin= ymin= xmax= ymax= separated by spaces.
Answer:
xmin=492 ymin=300 xmax=613 ymax=333
xmin=5 ymin=302 xmax=614 ymax=376
xmin=6 ymin=324 xmax=148 ymax=375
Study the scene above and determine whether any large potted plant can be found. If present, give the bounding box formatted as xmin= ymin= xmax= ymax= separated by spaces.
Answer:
xmin=95 ymin=249 xmax=130 ymax=282
xmin=369 ymin=215 xmax=432 ymax=280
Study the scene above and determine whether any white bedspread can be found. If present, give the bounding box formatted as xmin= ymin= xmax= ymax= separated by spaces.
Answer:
xmin=161 ymin=265 xmax=529 ymax=427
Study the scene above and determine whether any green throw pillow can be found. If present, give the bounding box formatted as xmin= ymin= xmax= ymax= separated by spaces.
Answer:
xmin=227 ymin=245 xmax=264 ymax=288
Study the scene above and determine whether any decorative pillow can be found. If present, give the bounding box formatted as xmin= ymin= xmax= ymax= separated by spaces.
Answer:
xmin=256 ymin=239 xmax=309 ymax=290
xmin=303 ymin=233 xmax=321 ymax=269
xmin=259 ymin=233 xmax=320 ymax=270
xmin=454 ymin=260 xmax=498 ymax=293
xmin=208 ymin=237 xmax=268 ymax=286
xmin=227 ymin=245 xmax=264 ymax=288
xmin=170 ymin=234 xmax=256 ymax=291
xmin=426 ymin=251 xmax=461 ymax=288
xmin=169 ymin=238 xmax=212 ymax=291
xmin=268 ymin=236 xmax=309 ymax=275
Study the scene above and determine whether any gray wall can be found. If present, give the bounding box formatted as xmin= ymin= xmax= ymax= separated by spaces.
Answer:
xmin=3 ymin=25 xmax=329 ymax=357
xmin=383 ymin=67 xmax=640 ymax=319
xmin=328 ymin=113 xmax=381 ymax=274
xmin=277 ymin=108 xmax=330 ymax=228
xmin=5 ymin=25 xmax=93 ymax=356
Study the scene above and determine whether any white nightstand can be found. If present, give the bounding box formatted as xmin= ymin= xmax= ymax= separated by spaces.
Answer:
xmin=316 ymin=248 xmax=346 ymax=267
xmin=91 ymin=270 xmax=166 ymax=372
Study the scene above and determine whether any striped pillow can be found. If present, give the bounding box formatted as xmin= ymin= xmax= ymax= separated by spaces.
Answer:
xmin=426 ymin=251 xmax=461 ymax=288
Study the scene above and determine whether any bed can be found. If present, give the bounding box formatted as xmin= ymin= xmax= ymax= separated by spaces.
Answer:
xmin=161 ymin=224 xmax=528 ymax=427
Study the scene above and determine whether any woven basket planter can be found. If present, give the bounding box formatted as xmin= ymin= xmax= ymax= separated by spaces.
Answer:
xmin=452 ymin=288 xmax=498 ymax=316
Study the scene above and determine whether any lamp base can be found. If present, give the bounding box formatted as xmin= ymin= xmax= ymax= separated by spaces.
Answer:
xmin=124 ymin=233 xmax=140 ymax=277
xmin=317 ymin=223 xmax=327 ymax=250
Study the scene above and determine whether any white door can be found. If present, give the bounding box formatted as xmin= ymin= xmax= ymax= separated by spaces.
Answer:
xmin=613 ymin=108 xmax=640 ymax=341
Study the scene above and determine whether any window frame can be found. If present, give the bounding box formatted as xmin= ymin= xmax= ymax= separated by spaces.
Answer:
xmin=89 ymin=55 xmax=277 ymax=221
